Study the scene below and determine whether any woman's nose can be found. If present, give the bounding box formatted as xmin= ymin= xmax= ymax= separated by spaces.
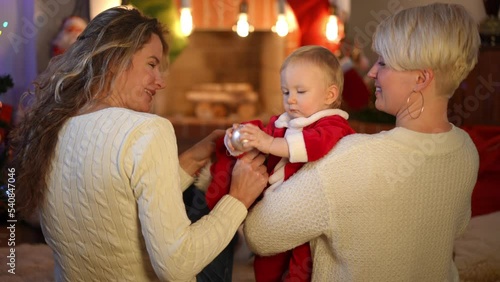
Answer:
xmin=367 ymin=64 xmax=378 ymax=79
xmin=156 ymin=75 xmax=166 ymax=90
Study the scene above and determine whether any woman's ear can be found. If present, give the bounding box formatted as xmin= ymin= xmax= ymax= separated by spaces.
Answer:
xmin=326 ymin=84 xmax=340 ymax=106
xmin=414 ymin=69 xmax=434 ymax=92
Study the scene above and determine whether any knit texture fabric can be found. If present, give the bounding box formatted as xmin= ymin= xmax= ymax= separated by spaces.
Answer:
xmin=245 ymin=125 xmax=479 ymax=282
xmin=40 ymin=108 xmax=247 ymax=282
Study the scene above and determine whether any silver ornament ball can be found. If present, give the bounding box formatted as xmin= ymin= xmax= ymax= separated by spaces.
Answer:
xmin=231 ymin=126 xmax=249 ymax=151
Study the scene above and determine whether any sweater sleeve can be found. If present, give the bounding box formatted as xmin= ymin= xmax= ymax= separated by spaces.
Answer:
xmin=244 ymin=163 xmax=330 ymax=256
xmin=126 ymin=118 xmax=247 ymax=281
xmin=179 ymin=166 xmax=194 ymax=191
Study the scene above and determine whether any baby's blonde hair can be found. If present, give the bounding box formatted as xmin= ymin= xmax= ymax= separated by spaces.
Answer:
xmin=281 ymin=45 xmax=344 ymax=108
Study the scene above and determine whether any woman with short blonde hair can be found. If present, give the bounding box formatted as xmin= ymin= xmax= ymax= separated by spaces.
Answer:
xmin=244 ymin=3 xmax=481 ymax=281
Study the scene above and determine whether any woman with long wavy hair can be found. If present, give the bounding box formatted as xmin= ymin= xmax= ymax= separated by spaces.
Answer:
xmin=10 ymin=6 xmax=268 ymax=281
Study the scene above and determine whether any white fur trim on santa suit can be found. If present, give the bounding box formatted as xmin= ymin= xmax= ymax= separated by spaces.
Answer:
xmin=268 ymin=158 xmax=286 ymax=185
xmin=285 ymin=127 xmax=308 ymax=163
xmin=274 ymin=109 xmax=349 ymax=163
xmin=194 ymin=161 xmax=212 ymax=192
xmin=274 ymin=109 xmax=349 ymax=129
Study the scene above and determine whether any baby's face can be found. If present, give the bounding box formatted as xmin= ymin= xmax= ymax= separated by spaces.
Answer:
xmin=280 ymin=61 xmax=337 ymax=119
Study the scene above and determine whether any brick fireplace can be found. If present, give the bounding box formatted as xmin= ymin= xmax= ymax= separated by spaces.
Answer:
xmin=153 ymin=30 xmax=292 ymax=121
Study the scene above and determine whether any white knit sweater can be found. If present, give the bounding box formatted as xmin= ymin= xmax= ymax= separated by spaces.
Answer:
xmin=245 ymin=125 xmax=479 ymax=282
xmin=40 ymin=108 xmax=247 ymax=282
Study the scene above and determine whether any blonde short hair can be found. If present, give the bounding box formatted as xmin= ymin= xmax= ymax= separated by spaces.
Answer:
xmin=281 ymin=45 xmax=344 ymax=108
xmin=373 ymin=3 xmax=480 ymax=96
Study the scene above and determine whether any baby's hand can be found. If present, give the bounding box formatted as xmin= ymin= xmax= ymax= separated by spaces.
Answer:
xmin=238 ymin=124 xmax=273 ymax=154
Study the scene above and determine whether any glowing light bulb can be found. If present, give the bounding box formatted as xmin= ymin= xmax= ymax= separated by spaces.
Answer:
xmin=3 ymin=22 xmax=7 ymax=28
xmin=273 ymin=14 xmax=288 ymax=37
xmin=326 ymin=15 xmax=339 ymax=42
xmin=180 ymin=7 xmax=193 ymax=36
xmin=234 ymin=13 xmax=251 ymax=37
xmin=233 ymin=1 xmax=253 ymax=38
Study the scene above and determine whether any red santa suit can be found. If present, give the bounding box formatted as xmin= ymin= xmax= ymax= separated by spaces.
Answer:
xmin=206 ymin=109 xmax=355 ymax=282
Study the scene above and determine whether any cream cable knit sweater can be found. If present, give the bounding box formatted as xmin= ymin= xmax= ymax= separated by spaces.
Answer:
xmin=245 ymin=125 xmax=479 ymax=282
xmin=40 ymin=108 xmax=247 ymax=282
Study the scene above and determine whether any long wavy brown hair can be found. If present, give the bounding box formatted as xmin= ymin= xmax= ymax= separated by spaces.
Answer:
xmin=9 ymin=6 xmax=169 ymax=218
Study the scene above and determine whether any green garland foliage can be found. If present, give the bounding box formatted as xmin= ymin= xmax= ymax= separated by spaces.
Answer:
xmin=130 ymin=0 xmax=188 ymax=63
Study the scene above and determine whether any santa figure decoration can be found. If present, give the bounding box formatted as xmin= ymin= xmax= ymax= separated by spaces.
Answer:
xmin=51 ymin=16 xmax=87 ymax=57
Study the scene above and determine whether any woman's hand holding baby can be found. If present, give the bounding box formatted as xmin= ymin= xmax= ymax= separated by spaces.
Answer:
xmin=229 ymin=149 xmax=269 ymax=209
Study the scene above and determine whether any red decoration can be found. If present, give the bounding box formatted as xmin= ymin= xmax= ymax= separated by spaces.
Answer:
xmin=462 ymin=125 xmax=500 ymax=217
xmin=287 ymin=0 xmax=338 ymax=50
xmin=51 ymin=16 xmax=87 ymax=57
xmin=287 ymin=0 xmax=371 ymax=111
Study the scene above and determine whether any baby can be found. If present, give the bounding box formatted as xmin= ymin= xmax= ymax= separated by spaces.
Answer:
xmin=206 ymin=45 xmax=355 ymax=282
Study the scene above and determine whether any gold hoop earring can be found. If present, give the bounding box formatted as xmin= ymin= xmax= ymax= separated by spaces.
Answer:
xmin=406 ymin=91 xmax=424 ymax=119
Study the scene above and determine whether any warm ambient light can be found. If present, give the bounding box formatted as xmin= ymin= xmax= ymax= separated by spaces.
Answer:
xmin=234 ymin=13 xmax=252 ymax=37
xmin=326 ymin=14 xmax=340 ymax=42
xmin=233 ymin=1 xmax=253 ymax=38
xmin=273 ymin=14 xmax=289 ymax=37
xmin=272 ymin=0 xmax=288 ymax=37
xmin=89 ymin=0 xmax=121 ymax=19
xmin=325 ymin=1 xmax=345 ymax=44
xmin=180 ymin=7 xmax=193 ymax=36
